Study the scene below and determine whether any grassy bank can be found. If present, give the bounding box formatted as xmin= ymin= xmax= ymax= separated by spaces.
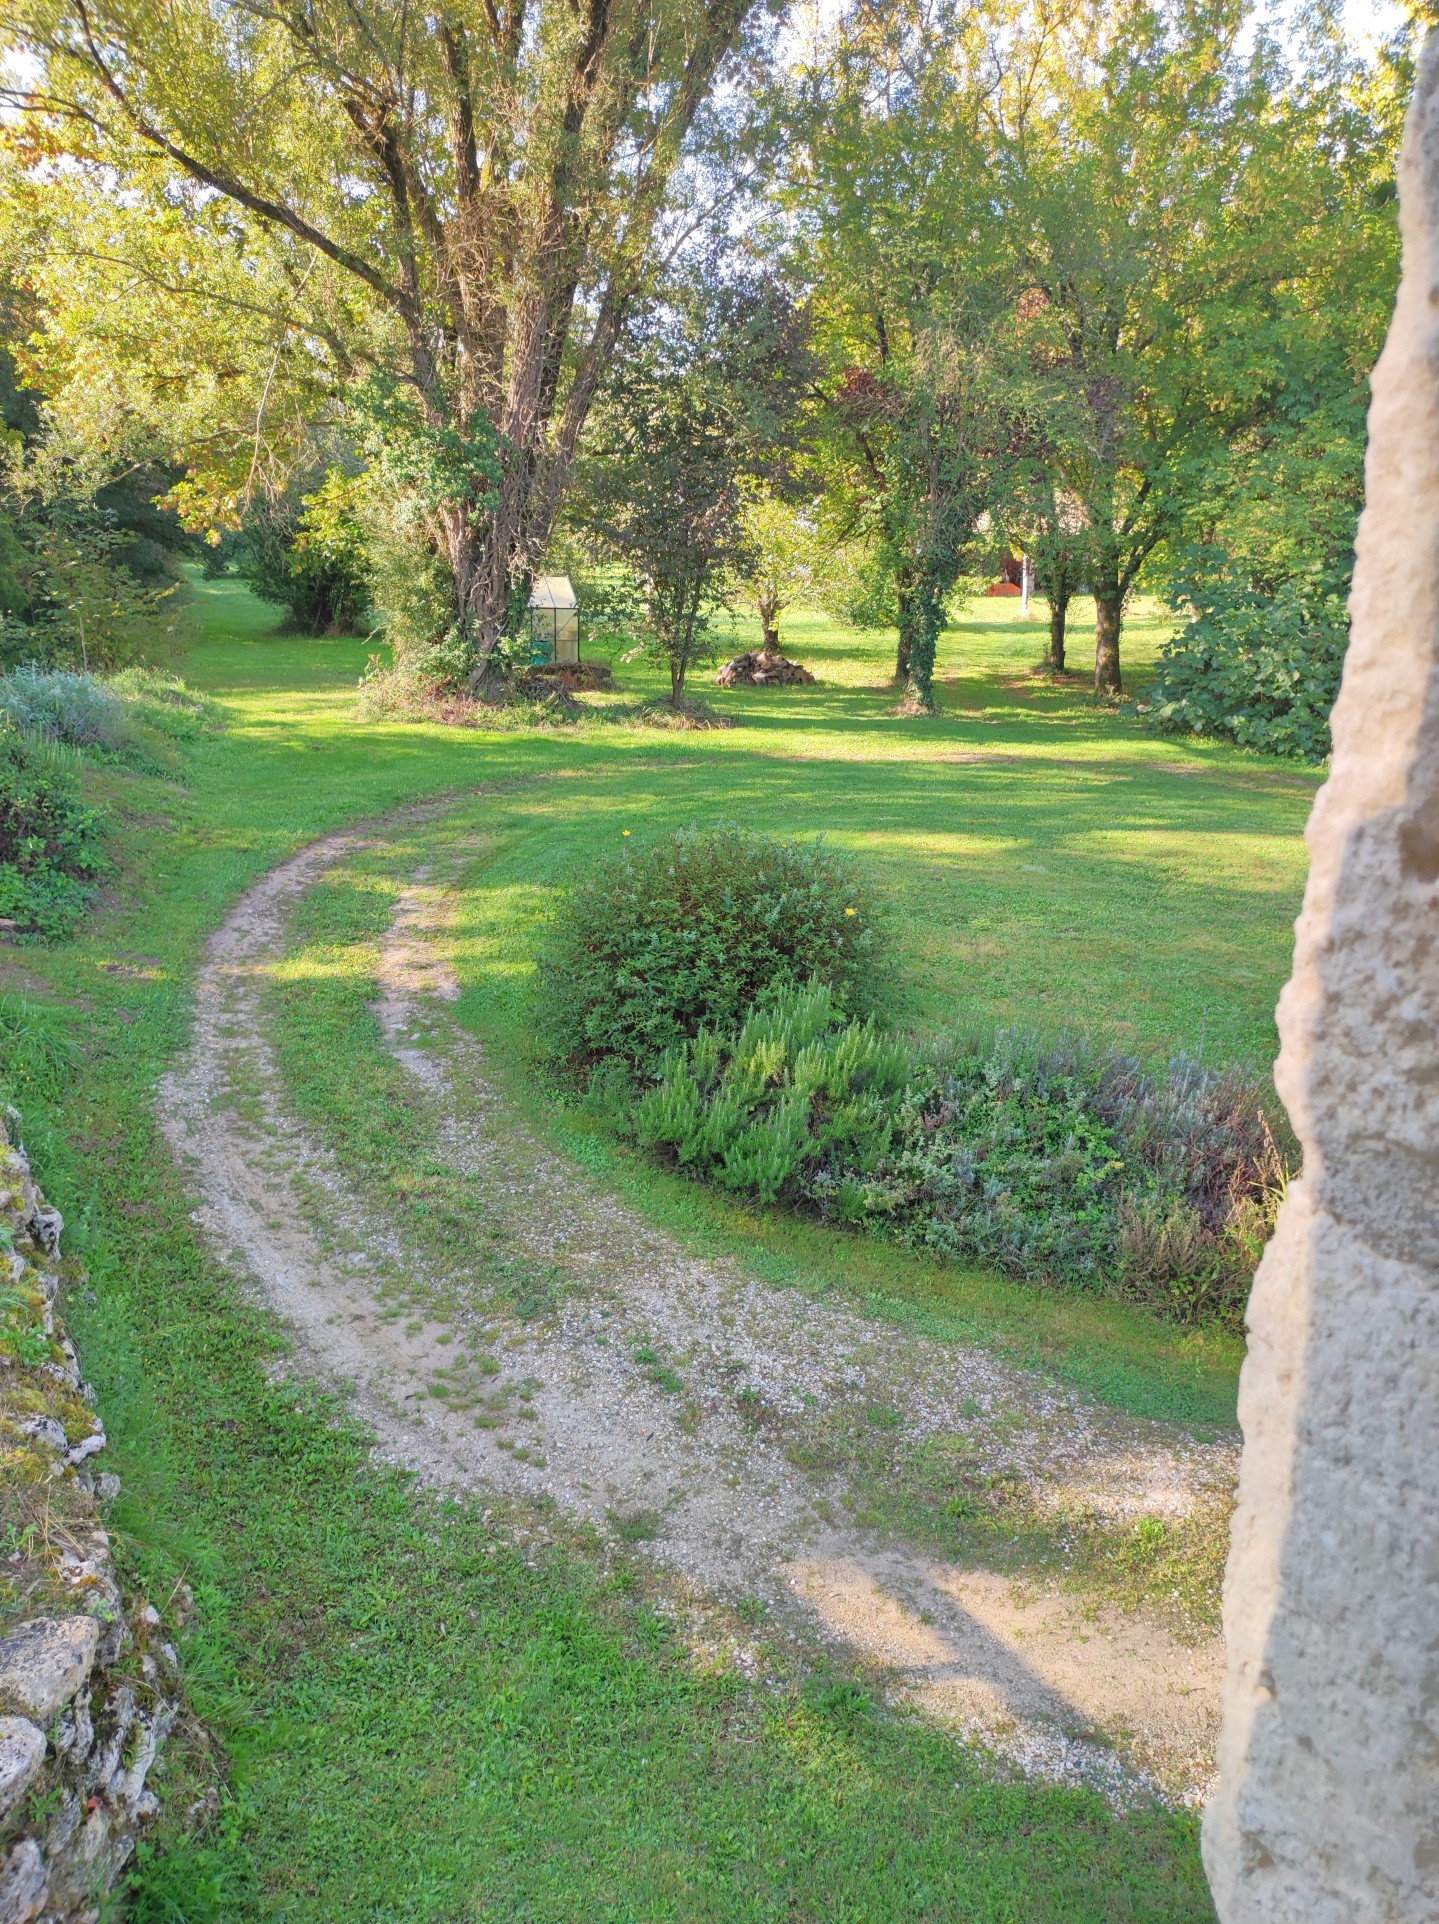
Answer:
xmin=0 ymin=576 xmax=1314 ymax=1916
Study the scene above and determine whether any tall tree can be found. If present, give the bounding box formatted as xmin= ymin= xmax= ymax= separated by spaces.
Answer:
xmin=0 ymin=0 xmax=763 ymax=688
xmin=788 ymin=0 xmax=1011 ymax=712
xmin=572 ymin=274 xmax=810 ymax=704
xmin=996 ymin=0 xmax=1388 ymax=693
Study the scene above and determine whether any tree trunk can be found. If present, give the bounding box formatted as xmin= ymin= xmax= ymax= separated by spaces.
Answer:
xmin=894 ymin=627 xmax=912 ymax=683
xmin=1049 ymin=582 xmax=1071 ymax=672
xmin=671 ymin=657 xmax=687 ymax=703
xmin=758 ymin=591 xmax=782 ymax=660
xmin=898 ymin=574 xmax=945 ymax=712
xmin=1093 ymin=564 xmax=1123 ymax=695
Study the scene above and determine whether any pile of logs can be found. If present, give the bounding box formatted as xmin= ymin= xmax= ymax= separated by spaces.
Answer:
xmin=715 ymin=650 xmax=815 ymax=687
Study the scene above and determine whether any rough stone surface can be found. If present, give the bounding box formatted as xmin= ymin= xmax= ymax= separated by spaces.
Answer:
xmin=0 ymin=1621 xmax=98 ymax=1729
xmin=0 ymin=1839 xmax=46 ymax=1924
xmin=0 ymin=1116 xmax=186 ymax=1922
xmin=0 ymin=1726 xmax=44 ymax=1821
xmin=1201 ymin=37 xmax=1439 ymax=1924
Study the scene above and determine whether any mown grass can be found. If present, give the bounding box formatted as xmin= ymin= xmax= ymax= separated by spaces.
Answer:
xmin=0 ymin=573 xmax=1317 ymax=1916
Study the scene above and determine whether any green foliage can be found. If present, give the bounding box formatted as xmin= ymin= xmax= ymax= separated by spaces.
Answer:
xmin=0 ymin=718 xmax=106 ymax=936
xmin=0 ymin=489 xmax=184 ymax=673
xmin=0 ymin=663 xmax=212 ymax=770
xmin=630 ymin=987 xmax=1285 ymax=1327
xmin=350 ymin=375 xmax=501 ymax=522
xmin=0 ymin=510 xmax=26 ymax=619
xmin=633 ymin=981 xmax=910 ymax=1201
xmin=239 ymin=472 xmax=370 ymax=637
xmin=541 ymin=827 xmax=883 ymax=1080
xmin=1143 ymin=573 xmax=1349 ymax=763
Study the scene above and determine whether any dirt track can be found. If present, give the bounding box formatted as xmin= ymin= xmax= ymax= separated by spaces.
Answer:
xmin=159 ymin=814 xmax=1235 ymax=1806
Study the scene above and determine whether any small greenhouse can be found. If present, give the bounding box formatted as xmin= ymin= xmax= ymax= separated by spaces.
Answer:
xmin=528 ymin=575 xmax=580 ymax=666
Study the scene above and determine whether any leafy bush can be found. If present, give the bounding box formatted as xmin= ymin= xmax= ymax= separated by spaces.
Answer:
xmin=625 ymin=984 xmax=1285 ymax=1327
xmin=0 ymin=664 xmax=212 ymax=769
xmin=541 ymin=827 xmax=883 ymax=1079
xmin=240 ymin=471 xmax=370 ymax=636
xmin=1142 ymin=572 xmax=1348 ymax=763
xmin=0 ymin=720 xmax=106 ymax=937
xmin=0 ymin=664 xmax=133 ymax=751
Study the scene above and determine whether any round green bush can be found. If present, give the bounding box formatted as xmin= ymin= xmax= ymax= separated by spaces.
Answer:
xmin=540 ymin=825 xmax=883 ymax=1079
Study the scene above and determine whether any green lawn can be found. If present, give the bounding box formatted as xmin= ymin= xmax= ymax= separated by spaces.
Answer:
xmin=0 ymin=575 xmax=1315 ymax=1919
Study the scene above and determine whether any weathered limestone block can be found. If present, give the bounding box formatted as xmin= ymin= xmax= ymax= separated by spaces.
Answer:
xmin=1202 ymin=34 xmax=1439 ymax=1924
xmin=0 ymin=1621 xmax=99 ymax=1730
xmin=0 ymin=1839 xmax=46 ymax=1924
xmin=0 ymin=1115 xmax=190 ymax=1923
xmin=0 ymin=1726 xmax=44 ymax=1821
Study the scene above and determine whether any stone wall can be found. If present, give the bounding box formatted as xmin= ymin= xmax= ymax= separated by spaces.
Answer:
xmin=1201 ymin=32 xmax=1439 ymax=1924
xmin=0 ymin=1116 xmax=181 ymax=1924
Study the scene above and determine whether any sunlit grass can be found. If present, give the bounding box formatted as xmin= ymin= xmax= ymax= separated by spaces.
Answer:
xmin=0 ymin=570 xmax=1316 ymax=1919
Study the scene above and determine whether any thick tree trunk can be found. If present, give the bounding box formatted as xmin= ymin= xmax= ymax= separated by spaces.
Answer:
xmin=897 ymin=574 xmax=944 ymax=712
xmin=894 ymin=628 xmax=912 ymax=683
xmin=1049 ymin=583 xmax=1071 ymax=672
xmin=1093 ymin=563 xmax=1123 ymax=695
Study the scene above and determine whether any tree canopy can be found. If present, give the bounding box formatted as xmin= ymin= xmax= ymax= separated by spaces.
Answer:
xmin=0 ymin=0 xmax=1408 ymax=737
xmin=1 ymin=0 xmax=769 ymax=678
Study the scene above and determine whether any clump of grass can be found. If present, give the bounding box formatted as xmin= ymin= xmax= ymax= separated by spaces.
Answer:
xmin=608 ymin=694 xmax=736 ymax=730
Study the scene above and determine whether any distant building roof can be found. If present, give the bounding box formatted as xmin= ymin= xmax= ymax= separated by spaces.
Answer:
xmin=529 ymin=574 xmax=577 ymax=611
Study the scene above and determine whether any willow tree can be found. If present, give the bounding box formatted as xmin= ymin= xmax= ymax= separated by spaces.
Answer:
xmin=0 ymin=0 xmax=760 ymax=687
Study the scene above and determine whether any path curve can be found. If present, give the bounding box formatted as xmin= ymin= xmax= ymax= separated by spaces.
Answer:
xmin=160 ymin=815 xmax=1234 ymax=1804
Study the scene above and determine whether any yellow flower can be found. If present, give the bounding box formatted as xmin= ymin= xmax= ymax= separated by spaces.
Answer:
xmin=623 ymin=829 xmax=631 ymax=837
xmin=845 ymin=907 xmax=856 ymax=917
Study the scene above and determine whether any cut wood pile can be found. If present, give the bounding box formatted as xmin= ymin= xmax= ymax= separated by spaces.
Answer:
xmin=528 ymin=662 xmax=613 ymax=691
xmin=715 ymin=651 xmax=816 ymax=687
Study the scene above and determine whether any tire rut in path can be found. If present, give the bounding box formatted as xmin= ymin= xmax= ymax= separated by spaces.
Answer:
xmin=160 ymin=823 xmax=1232 ymax=1806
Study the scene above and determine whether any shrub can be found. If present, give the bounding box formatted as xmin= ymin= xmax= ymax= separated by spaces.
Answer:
xmin=240 ymin=472 xmax=370 ymax=636
xmin=625 ymin=985 xmax=1286 ymax=1327
xmin=0 ymin=665 xmax=212 ymax=769
xmin=0 ymin=720 xmax=107 ymax=937
xmin=1142 ymin=572 xmax=1348 ymax=763
xmin=632 ymin=981 xmax=909 ymax=1200
xmin=0 ymin=665 xmax=134 ymax=752
xmin=541 ymin=827 xmax=883 ymax=1079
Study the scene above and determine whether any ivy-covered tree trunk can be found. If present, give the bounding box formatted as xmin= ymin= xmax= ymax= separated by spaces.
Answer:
xmin=897 ymin=571 xmax=947 ymax=712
